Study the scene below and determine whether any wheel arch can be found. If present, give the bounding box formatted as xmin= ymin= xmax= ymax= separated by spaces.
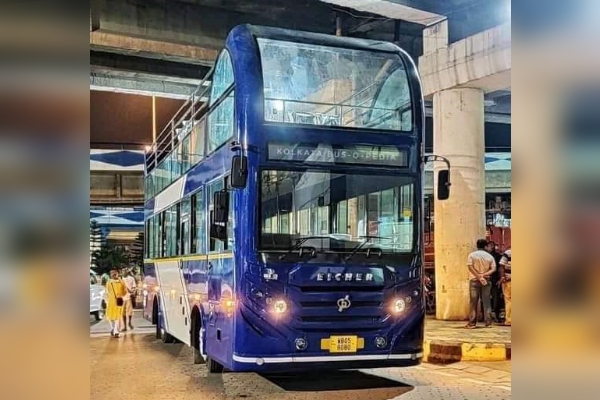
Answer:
xmin=152 ymin=294 xmax=160 ymax=325
xmin=190 ymin=304 xmax=205 ymax=349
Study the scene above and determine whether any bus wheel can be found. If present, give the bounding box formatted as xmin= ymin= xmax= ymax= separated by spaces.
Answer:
xmin=193 ymin=348 xmax=204 ymax=364
xmin=207 ymin=356 xmax=223 ymax=373
xmin=154 ymin=300 xmax=161 ymax=340
xmin=160 ymin=326 xmax=174 ymax=344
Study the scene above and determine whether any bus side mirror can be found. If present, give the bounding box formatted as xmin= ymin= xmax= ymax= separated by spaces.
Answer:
xmin=213 ymin=190 xmax=229 ymax=223
xmin=437 ymin=170 xmax=451 ymax=200
xmin=231 ymin=155 xmax=248 ymax=188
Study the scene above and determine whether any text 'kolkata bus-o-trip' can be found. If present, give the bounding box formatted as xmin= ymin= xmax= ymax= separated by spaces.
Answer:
xmin=142 ymin=24 xmax=451 ymax=373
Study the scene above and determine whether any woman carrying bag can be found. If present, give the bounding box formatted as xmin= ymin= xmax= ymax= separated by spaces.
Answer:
xmin=105 ymin=269 xmax=127 ymax=338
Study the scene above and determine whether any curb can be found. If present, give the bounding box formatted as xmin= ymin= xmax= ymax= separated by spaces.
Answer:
xmin=423 ymin=340 xmax=511 ymax=363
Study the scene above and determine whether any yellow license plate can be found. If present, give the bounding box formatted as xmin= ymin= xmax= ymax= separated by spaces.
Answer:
xmin=329 ymin=335 xmax=358 ymax=353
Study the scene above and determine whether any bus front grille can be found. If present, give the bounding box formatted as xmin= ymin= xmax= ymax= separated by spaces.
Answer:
xmin=290 ymin=287 xmax=390 ymax=333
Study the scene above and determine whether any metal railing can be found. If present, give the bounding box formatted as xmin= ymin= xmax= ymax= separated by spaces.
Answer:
xmin=265 ymin=98 xmax=409 ymax=130
xmin=144 ymin=67 xmax=215 ymax=175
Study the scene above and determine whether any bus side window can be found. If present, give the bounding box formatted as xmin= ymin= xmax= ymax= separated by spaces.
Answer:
xmin=208 ymin=178 xmax=226 ymax=253
xmin=193 ymin=189 xmax=206 ymax=255
xmin=160 ymin=211 xmax=166 ymax=258
xmin=190 ymin=193 xmax=197 ymax=254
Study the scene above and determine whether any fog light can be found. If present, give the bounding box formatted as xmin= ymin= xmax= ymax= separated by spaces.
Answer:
xmin=295 ymin=338 xmax=308 ymax=350
xmin=393 ymin=299 xmax=406 ymax=313
xmin=273 ymin=299 xmax=287 ymax=314
xmin=225 ymin=300 xmax=235 ymax=318
xmin=375 ymin=336 xmax=387 ymax=348
xmin=412 ymin=290 xmax=420 ymax=297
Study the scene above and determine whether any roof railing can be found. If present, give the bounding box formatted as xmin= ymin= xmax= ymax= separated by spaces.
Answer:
xmin=144 ymin=67 xmax=215 ymax=175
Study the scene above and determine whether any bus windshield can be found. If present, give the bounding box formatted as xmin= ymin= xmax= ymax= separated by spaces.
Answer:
xmin=260 ymin=170 xmax=415 ymax=253
xmin=258 ymin=38 xmax=413 ymax=132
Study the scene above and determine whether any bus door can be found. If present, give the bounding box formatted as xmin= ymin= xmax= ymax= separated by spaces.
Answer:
xmin=155 ymin=259 xmax=191 ymax=345
xmin=154 ymin=203 xmax=191 ymax=345
xmin=206 ymin=177 xmax=236 ymax=357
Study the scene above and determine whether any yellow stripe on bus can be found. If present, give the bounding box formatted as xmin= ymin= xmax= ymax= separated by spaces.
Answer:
xmin=144 ymin=252 xmax=234 ymax=263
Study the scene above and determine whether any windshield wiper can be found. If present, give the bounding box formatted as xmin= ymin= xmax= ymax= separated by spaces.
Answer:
xmin=278 ymin=235 xmax=329 ymax=260
xmin=344 ymin=236 xmax=390 ymax=262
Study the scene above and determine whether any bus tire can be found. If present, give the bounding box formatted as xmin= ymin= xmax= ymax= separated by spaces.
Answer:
xmin=160 ymin=326 xmax=174 ymax=344
xmin=207 ymin=356 xmax=223 ymax=373
xmin=193 ymin=348 xmax=204 ymax=364
xmin=154 ymin=301 xmax=161 ymax=340
xmin=192 ymin=310 xmax=206 ymax=364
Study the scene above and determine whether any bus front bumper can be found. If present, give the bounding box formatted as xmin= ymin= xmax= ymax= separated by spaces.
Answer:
xmin=229 ymin=351 xmax=423 ymax=372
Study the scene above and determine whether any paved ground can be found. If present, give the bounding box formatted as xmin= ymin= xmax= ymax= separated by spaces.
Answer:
xmin=425 ymin=318 xmax=511 ymax=344
xmin=90 ymin=331 xmax=511 ymax=400
xmin=90 ymin=309 xmax=154 ymax=336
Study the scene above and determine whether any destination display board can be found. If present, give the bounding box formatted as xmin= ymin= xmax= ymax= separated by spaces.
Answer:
xmin=267 ymin=143 xmax=409 ymax=167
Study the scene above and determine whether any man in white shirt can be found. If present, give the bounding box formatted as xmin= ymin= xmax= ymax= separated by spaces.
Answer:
xmin=121 ymin=269 xmax=137 ymax=331
xmin=466 ymin=239 xmax=497 ymax=328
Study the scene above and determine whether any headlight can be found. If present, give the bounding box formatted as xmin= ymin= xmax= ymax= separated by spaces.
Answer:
xmin=273 ymin=299 xmax=287 ymax=314
xmin=393 ymin=298 xmax=406 ymax=313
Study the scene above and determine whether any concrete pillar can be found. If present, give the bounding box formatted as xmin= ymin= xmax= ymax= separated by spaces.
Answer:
xmin=433 ymin=88 xmax=486 ymax=321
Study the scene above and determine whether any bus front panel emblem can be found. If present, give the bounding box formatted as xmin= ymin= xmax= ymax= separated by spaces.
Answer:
xmin=337 ymin=295 xmax=351 ymax=312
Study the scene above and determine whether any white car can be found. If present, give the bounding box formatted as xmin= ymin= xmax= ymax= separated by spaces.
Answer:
xmin=90 ymin=270 xmax=106 ymax=321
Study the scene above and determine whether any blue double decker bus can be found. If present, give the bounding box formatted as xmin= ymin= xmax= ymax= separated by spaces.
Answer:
xmin=143 ymin=25 xmax=450 ymax=373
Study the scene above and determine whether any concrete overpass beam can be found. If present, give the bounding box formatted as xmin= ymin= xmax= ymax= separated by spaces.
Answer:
xmin=419 ymin=22 xmax=511 ymax=98
xmin=319 ymin=0 xmax=444 ymax=25
xmin=423 ymin=19 xmax=448 ymax=55
xmin=90 ymin=31 xmax=219 ymax=65
xmin=90 ymin=74 xmax=197 ymax=100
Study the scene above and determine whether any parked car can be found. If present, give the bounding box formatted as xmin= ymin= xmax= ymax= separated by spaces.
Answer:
xmin=90 ymin=269 xmax=106 ymax=321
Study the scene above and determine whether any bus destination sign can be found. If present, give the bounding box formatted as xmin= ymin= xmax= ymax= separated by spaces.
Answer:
xmin=268 ymin=143 xmax=408 ymax=167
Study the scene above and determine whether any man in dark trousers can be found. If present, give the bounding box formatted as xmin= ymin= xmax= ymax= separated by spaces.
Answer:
xmin=487 ymin=241 xmax=505 ymax=323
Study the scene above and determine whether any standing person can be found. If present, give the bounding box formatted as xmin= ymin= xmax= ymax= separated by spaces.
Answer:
xmin=499 ymin=248 xmax=512 ymax=326
xmin=121 ymin=268 xmax=136 ymax=331
xmin=487 ymin=241 xmax=505 ymax=323
xmin=105 ymin=269 xmax=127 ymax=338
xmin=466 ymin=239 xmax=497 ymax=329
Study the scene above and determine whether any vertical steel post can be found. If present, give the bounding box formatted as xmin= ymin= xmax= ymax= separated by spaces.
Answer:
xmin=336 ymin=14 xmax=342 ymax=36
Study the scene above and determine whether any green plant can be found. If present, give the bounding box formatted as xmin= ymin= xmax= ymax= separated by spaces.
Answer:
xmin=90 ymin=220 xmax=103 ymax=269
xmin=93 ymin=242 xmax=129 ymax=276
xmin=130 ymin=232 xmax=144 ymax=268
